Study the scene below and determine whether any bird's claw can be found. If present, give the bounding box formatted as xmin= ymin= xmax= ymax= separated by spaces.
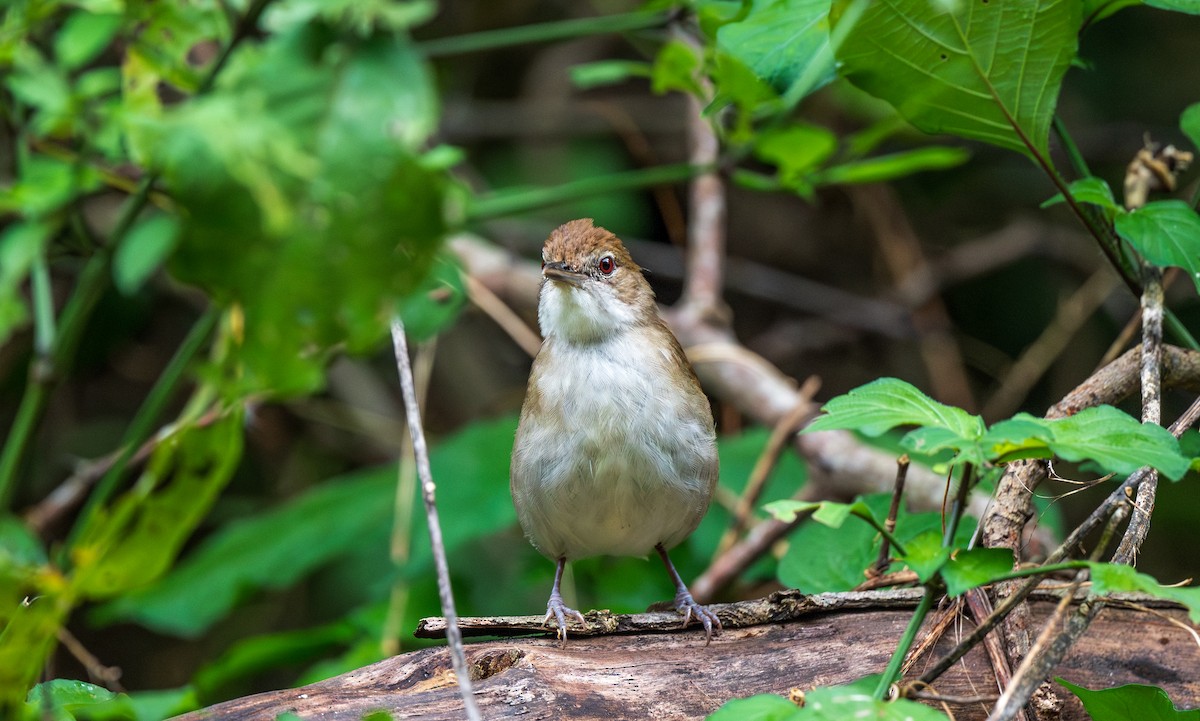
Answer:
xmin=544 ymin=594 xmax=587 ymax=644
xmin=674 ymin=590 xmax=722 ymax=645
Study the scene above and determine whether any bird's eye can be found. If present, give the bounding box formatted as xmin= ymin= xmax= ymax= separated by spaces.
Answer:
xmin=597 ymin=255 xmax=615 ymax=275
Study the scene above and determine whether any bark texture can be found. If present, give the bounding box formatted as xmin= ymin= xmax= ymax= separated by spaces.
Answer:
xmin=176 ymin=597 xmax=1197 ymax=721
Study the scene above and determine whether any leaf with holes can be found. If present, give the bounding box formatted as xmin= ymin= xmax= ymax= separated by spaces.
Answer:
xmin=831 ymin=0 xmax=1080 ymax=159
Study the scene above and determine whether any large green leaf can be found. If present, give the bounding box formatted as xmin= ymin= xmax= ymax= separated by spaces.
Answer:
xmin=794 ymin=676 xmax=948 ymax=720
xmin=1114 ymin=200 xmax=1200 ymax=295
xmin=70 ymin=411 xmax=245 ymax=599
xmin=707 ymin=694 xmax=801 ymax=721
xmin=832 ymin=0 xmax=1079 ymax=159
xmin=985 ymin=406 xmax=1191 ymax=480
xmin=715 ymin=0 xmax=836 ymax=97
xmin=805 ymin=377 xmax=984 ymax=444
xmin=24 ymin=680 xmax=198 ymax=721
xmin=95 ymin=415 xmax=518 ymax=637
xmin=1088 ymin=563 xmax=1200 ymax=623
xmin=777 ymin=494 xmax=976 ymax=593
xmin=1057 ymin=679 xmax=1200 ymax=721
xmin=154 ymin=27 xmax=446 ymax=398
xmin=1182 ymin=102 xmax=1200 ymax=151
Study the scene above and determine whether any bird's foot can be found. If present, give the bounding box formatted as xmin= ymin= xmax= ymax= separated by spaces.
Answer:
xmin=673 ymin=589 xmax=722 ymax=645
xmin=543 ymin=593 xmax=587 ymax=644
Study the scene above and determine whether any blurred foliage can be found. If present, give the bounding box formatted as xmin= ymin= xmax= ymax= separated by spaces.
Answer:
xmin=0 ymin=0 xmax=1199 ymax=718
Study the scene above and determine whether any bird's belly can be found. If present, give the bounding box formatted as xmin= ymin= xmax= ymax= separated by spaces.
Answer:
xmin=513 ymin=422 xmax=713 ymax=561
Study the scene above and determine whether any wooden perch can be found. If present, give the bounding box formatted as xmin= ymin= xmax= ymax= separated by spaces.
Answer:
xmin=176 ymin=590 xmax=1199 ymax=721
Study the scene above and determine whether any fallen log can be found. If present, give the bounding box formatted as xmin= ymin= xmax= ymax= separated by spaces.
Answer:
xmin=176 ymin=590 xmax=1199 ymax=720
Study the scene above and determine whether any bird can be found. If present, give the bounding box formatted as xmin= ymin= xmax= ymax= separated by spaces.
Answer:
xmin=510 ymin=218 xmax=721 ymax=643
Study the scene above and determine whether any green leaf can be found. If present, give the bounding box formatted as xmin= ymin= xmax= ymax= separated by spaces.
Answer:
xmin=898 ymin=530 xmax=949 ymax=583
xmin=941 ymin=547 xmax=1016 ymax=596
xmin=263 ymin=0 xmax=437 ymax=34
xmin=804 ymin=377 xmax=985 ymax=443
xmin=753 ymin=123 xmax=837 ymax=194
xmin=707 ymin=694 xmax=801 ymax=721
xmin=0 ymin=221 xmax=52 ymax=346
xmin=193 ymin=622 xmax=358 ymax=697
xmin=651 ymin=40 xmax=704 ymax=97
xmin=709 ymin=52 xmax=780 ymax=143
xmin=113 ymin=214 xmax=180 ymax=295
xmin=1088 ymin=563 xmax=1200 ymax=623
xmin=1042 ymin=177 xmax=1119 ymax=218
xmin=763 ymin=499 xmax=822 ymax=524
xmin=1115 ymin=200 xmax=1200 ymax=295
xmin=95 ymin=416 xmax=518 ymax=636
xmin=1051 ymin=406 xmax=1188 ymax=480
xmin=715 ymin=0 xmax=836 ymax=98
xmin=981 ymin=415 xmax=1055 ymax=460
xmin=395 ymin=252 xmax=466 ymax=342
xmin=797 ymin=678 xmax=949 ymax=719
xmin=569 ymin=60 xmax=651 ymax=90
xmin=54 ymin=11 xmax=123 ymax=70
xmin=70 ymin=411 xmax=245 ymax=599
xmin=1182 ymin=102 xmax=1200 ymax=151
xmin=26 ymin=679 xmax=117 ymax=721
xmin=984 ymin=407 xmax=1190 ymax=480
xmin=1146 ymin=0 xmax=1200 ymax=14
xmin=1081 ymin=0 xmax=1141 ymax=23
xmin=26 ymin=680 xmax=198 ymax=721
xmin=832 ymin=0 xmax=1080 ymax=159
xmin=813 ymin=147 xmax=970 ymax=185
xmin=778 ymin=494 xmax=975 ymax=593
xmin=7 ymin=45 xmax=74 ymax=136
xmin=1057 ymin=679 xmax=1200 ymax=721
xmin=155 ymin=29 xmax=447 ymax=397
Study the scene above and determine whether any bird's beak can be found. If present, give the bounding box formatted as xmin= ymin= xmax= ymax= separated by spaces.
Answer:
xmin=543 ymin=262 xmax=586 ymax=287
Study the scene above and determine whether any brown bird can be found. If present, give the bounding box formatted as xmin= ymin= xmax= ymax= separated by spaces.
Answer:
xmin=511 ymin=219 xmax=721 ymax=642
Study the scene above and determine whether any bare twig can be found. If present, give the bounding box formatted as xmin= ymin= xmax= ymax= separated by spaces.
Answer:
xmin=870 ymin=455 xmax=910 ymax=576
xmin=1113 ymin=264 xmax=1164 ymax=564
xmin=382 ymin=341 xmax=437 ymax=658
xmin=417 ymin=588 xmax=927 ymax=638
xmin=983 ymin=268 xmax=1120 ymax=420
xmin=987 ymin=507 xmax=1129 ymax=721
xmin=389 ymin=319 xmax=480 ymax=721
xmin=57 ymin=627 xmax=123 ymax=692
xmin=465 ymin=273 xmax=542 ymax=357
xmin=718 ymin=395 xmax=816 ymax=553
xmin=850 ymin=183 xmax=975 ymax=411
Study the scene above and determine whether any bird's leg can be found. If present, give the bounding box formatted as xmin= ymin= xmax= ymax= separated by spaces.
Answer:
xmin=544 ymin=557 xmax=587 ymax=643
xmin=656 ymin=543 xmax=722 ymax=644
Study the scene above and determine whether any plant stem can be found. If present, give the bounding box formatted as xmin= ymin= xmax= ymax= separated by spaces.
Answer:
xmin=466 ymin=162 xmax=705 ymax=221
xmin=874 ymin=586 xmax=934 ymax=700
xmin=942 ymin=463 xmax=973 ymax=547
xmin=417 ymin=10 xmax=670 ymax=58
xmin=1051 ymin=115 xmax=1092 ymax=179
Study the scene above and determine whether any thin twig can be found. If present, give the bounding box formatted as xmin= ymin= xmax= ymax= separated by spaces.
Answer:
xmin=382 ymin=341 xmax=437 ymax=658
xmin=717 ymin=397 xmax=815 ymax=553
xmin=870 ymin=455 xmax=910 ymax=576
xmin=986 ymin=506 xmax=1129 ymax=721
xmin=465 ymin=273 xmax=542 ymax=357
xmin=983 ymin=268 xmax=1119 ymax=420
xmin=1113 ymin=263 xmax=1163 ymax=565
xmin=390 ymin=319 xmax=480 ymax=721
xmin=57 ymin=627 xmax=124 ymax=692
xmin=849 ymin=184 xmax=975 ymax=411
